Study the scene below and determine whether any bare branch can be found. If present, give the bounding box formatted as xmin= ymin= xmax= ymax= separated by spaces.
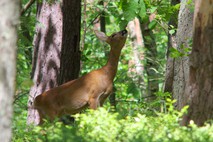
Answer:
xmin=21 ymin=0 xmax=36 ymax=16
xmin=87 ymin=0 xmax=112 ymax=28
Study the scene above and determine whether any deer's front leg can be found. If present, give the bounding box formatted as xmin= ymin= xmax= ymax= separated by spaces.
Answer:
xmin=89 ymin=97 xmax=100 ymax=109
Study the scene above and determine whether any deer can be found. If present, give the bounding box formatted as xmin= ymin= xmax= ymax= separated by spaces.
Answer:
xmin=34 ymin=29 xmax=128 ymax=124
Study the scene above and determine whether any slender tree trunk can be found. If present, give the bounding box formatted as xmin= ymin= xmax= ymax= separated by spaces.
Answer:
xmin=140 ymin=19 xmax=159 ymax=100
xmin=172 ymin=0 xmax=194 ymax=109
xmin=27 ymin=1 xmax=62 ymax=125
xmin=164 ymin=0 xmax=180 ymax=93
xmin=99 ymin=1 xmax=106 ymax=34
xmin=181 ymin=0 xmax=213 ymax=126
xmin=0 ymin=0 xmax=19 ymax=141
xmin=128 ymin=17 xmax=144 ymax=95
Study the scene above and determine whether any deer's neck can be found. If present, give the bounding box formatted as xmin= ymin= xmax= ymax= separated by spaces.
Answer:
xmin=102 ymin=48 xmax=121 ymax=81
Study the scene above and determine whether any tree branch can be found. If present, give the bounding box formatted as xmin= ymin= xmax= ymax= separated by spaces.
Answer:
xmin=21 ymin=0 xmax=36 ymax=16
xmin=87 ymin=0 xmax=112 ymax=28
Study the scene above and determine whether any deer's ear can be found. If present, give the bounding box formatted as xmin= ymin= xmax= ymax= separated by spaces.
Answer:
xmin=94 ymin=30 xmax=108 ymax=41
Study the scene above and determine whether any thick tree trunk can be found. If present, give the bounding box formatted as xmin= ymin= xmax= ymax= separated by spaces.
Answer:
xmin=57 ymin=0 xmax=81 ymax=124
xmin=172 ymin=0 xmax=194 ymax=109
xmin=27 ymin=0 xmax=81 ymax=125
xmin=0 ymin=0 xmax=19 ymax=141
xmin=58 ymin=0 xmax=81 ymax=85
xmin=181 ymin=0 xmax=213 ymax=126
xmin=27 ymin=1 xmax=63 ymax=125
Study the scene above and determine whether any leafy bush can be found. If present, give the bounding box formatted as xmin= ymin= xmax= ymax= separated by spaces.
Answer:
xmin=12 ymin=101 xmax=213 ymax=142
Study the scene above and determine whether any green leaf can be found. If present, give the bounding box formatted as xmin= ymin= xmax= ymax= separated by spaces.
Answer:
xmin=138 ymin=0 xmax=147 ymax=20
xmin=122 ymin=0 xmax=138 ymax=21
xmin=127 ymin=82 xmax=141 ymax=97
xmin=150 ymin=6 xmax=157 ymax=13
xmin=119 ymin=19 xmax=129 ymax=29
xmin=169 ymin=29 xmax=175 ymax=35
xmin=169 ymin=47 xmax=183 ymax=58
xmin=148 ymin=20 xmax=157 ymax=30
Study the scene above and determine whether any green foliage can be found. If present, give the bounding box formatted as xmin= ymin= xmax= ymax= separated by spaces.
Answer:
xmin=170 ymin=44 xmax=192 ymax=58
xmin=81 ymin=0 xmax=179 ymax=96
xmin=138 ymin=0 xmax=147 ymax=20
xmin=148 ymin=20 xmax=157 ymax=30
xmin=186 ymin=0 xmax=195 ymax=12
xmin=17 ymin=0 xmax=36 ymax=92
xmin=12 ymin=105 xmax=213 ymax=142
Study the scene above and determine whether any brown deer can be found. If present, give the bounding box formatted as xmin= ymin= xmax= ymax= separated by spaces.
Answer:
xmin=34 ymin=29 xmax=128 ymax=124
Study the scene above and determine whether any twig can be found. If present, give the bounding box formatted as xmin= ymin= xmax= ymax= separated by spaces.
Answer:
xmin=81 ymin=0 xmax=111 ymax=51
xmin=13 ymin=91 xmax=29 ymax=104
xmin=87 ymin=0 xmax=112 ymax=28
xmin=116 ymin=95 xmax=157 ymax=103
xmin=21 ymin=0 xmax=36 ymax=16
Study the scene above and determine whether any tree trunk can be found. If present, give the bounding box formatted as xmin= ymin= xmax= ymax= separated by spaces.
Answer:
xmin=140 ymin=19 xmax=159 ymax=100
xmin=128 ymin=17 xmax=144 ymax=95
xmin=27 ymin=1 xmax=62 ymax=125
xmin=172 ymin=0 xmax=194 ymax=109
xmin=181 ymin=0 xmax=213 ymax=126
xmin=164 ymin=0 xmax=180 ymax=93
xmin=27 ymin=0 xmax=81 ymax=125
xmin=58 ymin=0 xmax=81 ymax=85
xmin=57 ymin=0 xmax=81 ymax=124
xmin=0 ymin=0 xmax=19 ymax=141
xmin=99 ymin=1 xmax=106 ymax=34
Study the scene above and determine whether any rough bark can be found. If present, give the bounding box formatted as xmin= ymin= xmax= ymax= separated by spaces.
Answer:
xmin=172 ymin=0 xmax=194 ymax=109
xmin=58 ymin=0 xmax=81 ymax=85
xmin=27 ymin=1 xmax=63 ymax=125
xmin=0 ymin=0 xmax=19 ymax=141
xmin=181 ymin=0 xmax=213 ymax=126
xmin=164 ymin=0 xmax=180 ymax=93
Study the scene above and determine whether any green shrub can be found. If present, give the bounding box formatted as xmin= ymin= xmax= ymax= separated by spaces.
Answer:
xmin=12 ymin=105 xmax=213 ymax=142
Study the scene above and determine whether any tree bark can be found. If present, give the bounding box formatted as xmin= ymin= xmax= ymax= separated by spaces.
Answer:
xmin=0 ymin=0 xmax=19 ymax=141
xmin=27 ymin=1 xmax=63 ymax=125
xmin=172 ymin=0 xmax=194 ymax=109
xmin=164 ymin=0 xmax=180 ymax=93
xmin=27 ymin=0 xmax=81 ymax=125
xmin=58 ymin=0 xmax=81 ymax=85
xmin=128 ymin=17 xmax=144 ymax=94
xmin=181 ymin=0 xmax=213 ymax=126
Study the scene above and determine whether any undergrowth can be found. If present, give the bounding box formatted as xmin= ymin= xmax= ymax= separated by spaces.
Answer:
xmin=12 ymin=96 xmax=213 ymax=142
